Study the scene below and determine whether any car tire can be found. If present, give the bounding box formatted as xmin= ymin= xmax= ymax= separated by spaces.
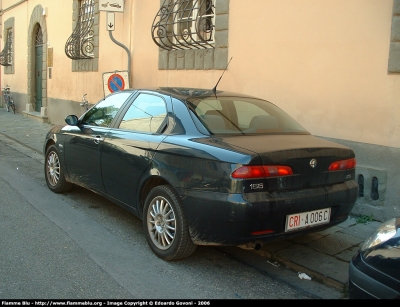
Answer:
xmin=143 ymin=185 xmax=197 ymax=261
xmin=44 ymin=144 xmax=73 ymax=193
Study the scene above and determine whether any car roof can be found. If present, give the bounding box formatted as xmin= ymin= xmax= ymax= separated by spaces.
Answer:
xmin=122 ymin=87 xmax=260 ymax=101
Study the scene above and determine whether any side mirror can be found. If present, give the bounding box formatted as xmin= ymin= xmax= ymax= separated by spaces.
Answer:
xmin=65 ymin=115 xmax=79 ymax=126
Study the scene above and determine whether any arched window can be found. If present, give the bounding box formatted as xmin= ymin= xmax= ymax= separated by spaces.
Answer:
xmin=35 ymin=26 xmax=43 ymax=46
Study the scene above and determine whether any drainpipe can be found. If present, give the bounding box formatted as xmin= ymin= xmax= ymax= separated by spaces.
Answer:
xmin=0 ymin=0 xmax=27 ymax=14
xmin=109 ymin=30 xmax=131 ymax=76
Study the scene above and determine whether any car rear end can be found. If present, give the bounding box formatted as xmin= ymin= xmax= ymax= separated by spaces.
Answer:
xmin=176 ymin=90 xmax=358 ymax=246
xmin=232 ymin=134 xmax=358 ymax=242
xmin=177 ymin=133 xmax=358 ymax=246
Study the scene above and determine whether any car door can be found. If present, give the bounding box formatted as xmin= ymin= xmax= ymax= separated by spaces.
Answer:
xmin=63 ymin=92 xmax=133 ymax=193
xmin=100 ymin=92 xmax=169 ymax=208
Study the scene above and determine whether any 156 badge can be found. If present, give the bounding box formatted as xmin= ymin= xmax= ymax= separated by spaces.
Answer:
xmin=250 ymin=183 xmax=264 ymax=190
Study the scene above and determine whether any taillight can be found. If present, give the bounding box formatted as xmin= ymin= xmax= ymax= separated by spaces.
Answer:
xmin=328 ymin=158 xmax=356 ymax=171
xmin=231 ymin=165 xmax=293 ymax=179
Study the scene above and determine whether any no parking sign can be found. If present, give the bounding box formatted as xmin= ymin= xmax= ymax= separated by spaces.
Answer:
xmin=103 ymin=70 xmax=130 ymax=97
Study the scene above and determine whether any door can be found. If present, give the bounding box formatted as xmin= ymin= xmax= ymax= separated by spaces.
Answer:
xmin=63 ymin=92 xmax=132 ymax=193
xmin=35 ymin=27 xmax=43 ymax=112
xmin=63 ymin=125 xmax=110 ymax=193
xmin=101 ymin=92 xmax=169 ymax=207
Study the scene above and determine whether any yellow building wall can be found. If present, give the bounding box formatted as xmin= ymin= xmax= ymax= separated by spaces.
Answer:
xmin=0 ymin=0 xmax=399 ymax=149
xmin=128 ymin=0 xmax=400 ymax=149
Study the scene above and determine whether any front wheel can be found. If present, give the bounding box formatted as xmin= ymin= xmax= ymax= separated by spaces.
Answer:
xmin=9 ymin=101 xmax=15 ymax=114
xmin=143 ymin=185 xmax=196 ymax=261
xmin=44 ymin=144 xmax=73 ymax=193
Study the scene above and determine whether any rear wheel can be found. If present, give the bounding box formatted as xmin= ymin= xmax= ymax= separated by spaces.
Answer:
xmin=44 ymin=144 xmax=73 ymax=193
xmin=143 ymin=185 xmax=196 ymax=261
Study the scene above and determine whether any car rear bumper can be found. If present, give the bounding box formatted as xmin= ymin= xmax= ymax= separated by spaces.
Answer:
xmin=349 ymin=252 xmax=400 ymax=299
xmin=180 ymin=180 xmax=358 ymax=246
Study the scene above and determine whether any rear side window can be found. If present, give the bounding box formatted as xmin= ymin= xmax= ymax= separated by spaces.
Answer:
xmin=119 ymin=93 xmax=167 ymax=134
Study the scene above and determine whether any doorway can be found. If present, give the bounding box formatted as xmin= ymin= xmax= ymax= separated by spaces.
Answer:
xmin=34 ymin=26 xmax=43 ymax=112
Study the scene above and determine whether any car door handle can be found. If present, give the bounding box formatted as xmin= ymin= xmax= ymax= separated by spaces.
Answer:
xmin=93 ymin=135 xmax=104 ymax=144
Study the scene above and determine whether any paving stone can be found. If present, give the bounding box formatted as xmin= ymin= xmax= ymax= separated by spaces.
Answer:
xmin=260 ymin=239 xmax=294 ymax=253
xmin=306 ymin=232 xmax=364 ymax=255
xmin=315 ymin=225 xmax=342 ymax=236
xmin=340 ymin=221 xmax=381 ymax=240
xmin=335 ymin=245 xmax=360 ymax=262
xmin=275 ymin=244 xmax=349 ymax=287
xmin=336 ymin=216 xmax=357 ymax=228
xmin=289 ymin=232 xmax=323 ymax=244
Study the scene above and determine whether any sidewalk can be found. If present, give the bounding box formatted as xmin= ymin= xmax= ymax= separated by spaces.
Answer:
xmin=252 ymin=216 xmax=379 ymax=292
xmin=0 ymin=108 xmax=381 ymax=295
xmin=0 ymin=109 xmax=54 ymax=156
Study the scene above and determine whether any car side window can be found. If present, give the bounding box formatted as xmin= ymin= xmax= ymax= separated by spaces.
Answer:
xmin=81 ymin=92 xmax=132 ymax=127
xmin=119 ymin=93 xmax=167 ymax=133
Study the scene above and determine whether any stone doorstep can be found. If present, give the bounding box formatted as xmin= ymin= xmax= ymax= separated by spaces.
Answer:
xmin=22 ymin=111 xmax=48 ymax=123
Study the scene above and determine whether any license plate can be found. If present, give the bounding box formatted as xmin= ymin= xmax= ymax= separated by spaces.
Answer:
xmin=285 ymin=208 xmax=331 ymax=232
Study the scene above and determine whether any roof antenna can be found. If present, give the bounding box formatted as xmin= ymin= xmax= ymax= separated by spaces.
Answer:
xmin=212 ymin=57 xmax=233 ymax=94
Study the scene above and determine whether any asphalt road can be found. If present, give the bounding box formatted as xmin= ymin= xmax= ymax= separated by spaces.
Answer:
xmin=0 ymin=134 xmax=344 ymax=300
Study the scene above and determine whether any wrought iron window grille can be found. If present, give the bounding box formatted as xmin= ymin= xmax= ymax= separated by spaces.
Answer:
xmin=65 ymin=0 xmax=95 ymax=59
xmin=0 ymin=29 xmax=13 ymax=66
xmin=152 ymin=0 xmax=215 ymax=51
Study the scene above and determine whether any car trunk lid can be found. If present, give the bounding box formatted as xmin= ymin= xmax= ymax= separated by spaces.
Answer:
xmin=216 ymin=134 xmax=356 ymax=189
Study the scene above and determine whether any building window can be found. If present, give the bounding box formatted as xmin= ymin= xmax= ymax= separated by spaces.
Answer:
xmin=152 ymin=0 xmax=215 ymax=50
xmin=0 ymin=28 xmax=13 ymax=66
xmin=65 ymin=0 xmax=95 ymax=59
xmin=153 ymin=0 xmax=229 ymax=71
xmin=65 ymin=0 xmax=99 ymax=71
xmin=389 ymin=0 xmax=400 ymax=73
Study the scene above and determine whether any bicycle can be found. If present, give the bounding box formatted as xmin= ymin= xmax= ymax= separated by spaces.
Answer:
xmin=80 ymin=93 xmax=89 ymax=111
xmin=2 ymin=85 xmax=16 ymax=114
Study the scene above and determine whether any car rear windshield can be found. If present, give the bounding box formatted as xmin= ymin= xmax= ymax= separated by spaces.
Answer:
xmin=187 ymin=96 xmax=309 ymax=135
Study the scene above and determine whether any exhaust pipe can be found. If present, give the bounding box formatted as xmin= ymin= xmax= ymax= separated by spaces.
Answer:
xmin=253 ymin=243 xmax=262 ymax=250
xmin=238 ymin=242 xmax=263 ymax=250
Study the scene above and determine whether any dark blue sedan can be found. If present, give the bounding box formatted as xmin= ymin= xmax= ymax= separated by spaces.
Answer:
xmin=349 ymin=217 xmax=400 ymax=299
xmin=43 ymin=87 xmax=358 ymax=260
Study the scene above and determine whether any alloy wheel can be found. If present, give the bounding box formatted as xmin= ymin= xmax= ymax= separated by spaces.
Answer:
xmin=46 ymin=151 xmax=60 ymax=187
xmin=147 ymin=196 xmax=176 ymax=250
